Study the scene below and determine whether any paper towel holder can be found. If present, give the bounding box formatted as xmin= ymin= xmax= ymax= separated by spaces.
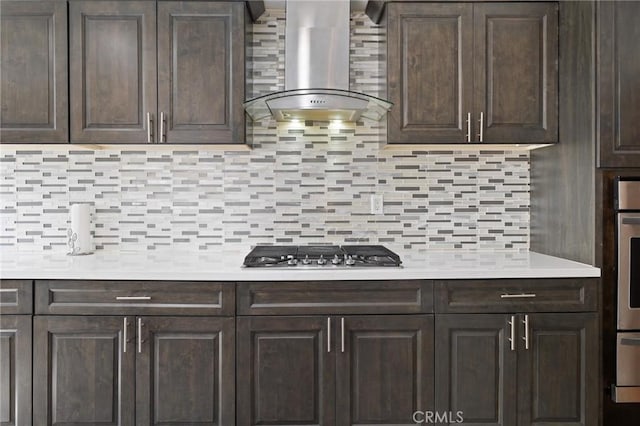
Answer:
xmin=67 ymin=203 xmax=95 ymax=256
xmin=67 ymin=229 xmax=93 ymax=256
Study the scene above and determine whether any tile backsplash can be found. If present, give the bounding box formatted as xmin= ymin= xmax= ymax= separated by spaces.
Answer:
xmin=0 ymin=11 xmax=530 ymax=252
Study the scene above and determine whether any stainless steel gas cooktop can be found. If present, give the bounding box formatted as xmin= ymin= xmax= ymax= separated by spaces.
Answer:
xmin=242 ymin=245 xmax=402 ymax=268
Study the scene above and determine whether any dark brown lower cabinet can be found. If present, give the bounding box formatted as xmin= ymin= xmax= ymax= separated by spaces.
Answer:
xmin=237 ymin=316 xmax=336 ymax=426
xmin=435 ymin=314 xmax=517 ymax=426
xmin=136 ymin=316 xmax=235 ymax=426
xmin=33 ymin=315 xmax=234 ymax=426
xmin=0 ymin=315 xmax=32 ymax=426
xmin=436 ymin=313 xmax=598 ymax=426
xmin=237 ymin=315 xmax=434 ymax=426
xmin=336 ymin=315 xmax=435 ymax=426
xmin=33 ymin=316 xmax=135 ymax=426
xmin=518 ymin=313 xmax=598 ymax=426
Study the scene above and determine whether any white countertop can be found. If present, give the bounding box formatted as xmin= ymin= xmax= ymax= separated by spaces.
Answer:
xmin=0 ymin=248 xmax=600 ymax=281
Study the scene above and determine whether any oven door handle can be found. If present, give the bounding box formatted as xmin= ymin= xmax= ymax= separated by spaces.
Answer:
xmin=621 ymin=217 xmax=640 ymax=225
xmin=620 ymin=338 xmax=640 ymax=346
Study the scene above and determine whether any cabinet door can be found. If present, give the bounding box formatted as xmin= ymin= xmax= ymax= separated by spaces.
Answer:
xmin=474 ymin=3 xmax=558 ymax=144
xmin=135 ymin=316 xmax=235 ymax=426
xmin=69 ymin=1 xmax=157 ymax=143
xmin=517 ymin=313 xmax=598 ymax=426
xmin=33 ymin=316 xmax=135 ymax=426
xmin=237 ymin=316 xmax=336 ymax=426
xmin=336 ymin=315 xmax=434 ymax=426
xmin=387 ymin=3 xmax=473 ymax=143
xmin=435 ymin=314 xmax=517 ymax=426
xmin=598 ymin=1 xmax=640 ymax=167
xmin=0 ymin=1 xmax=68 ymax=143
xmin=0 ymin=316 xmax=32 ymax=426
xmin=157 ymin=1 xmax=245 ymax=144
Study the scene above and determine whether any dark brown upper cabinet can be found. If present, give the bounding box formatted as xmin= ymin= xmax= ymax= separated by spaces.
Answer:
xmin=598 ymin=1 xmax=640 ymax=167
xmin=474 ymin=3 xmax=558 ymax=144
xmin=157 ymin=2 xmax=245 ymax=144
xmin=387 ymin=3 xmax=473 ymax=144
xmin=70 ymin=1 xmax=157 ymax=144
xmin=387 ymin=2 xmax=558 ymax=145
xmin=70 ymin=1 xmax=246 ymax=144
xmin=0 ymin=1 xmax=68 ymax=143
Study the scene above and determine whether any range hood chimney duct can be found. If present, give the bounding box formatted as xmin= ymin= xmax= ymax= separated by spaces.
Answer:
xmin=244 ymin=0 xmax=392 ymax=122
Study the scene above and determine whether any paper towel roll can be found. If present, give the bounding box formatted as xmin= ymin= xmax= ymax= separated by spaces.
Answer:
xmin=68 ymin=203 xmax=93 ymax=255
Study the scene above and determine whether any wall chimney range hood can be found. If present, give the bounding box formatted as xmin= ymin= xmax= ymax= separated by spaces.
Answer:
xmin=243 ymin=0 xmax=392 ymax=122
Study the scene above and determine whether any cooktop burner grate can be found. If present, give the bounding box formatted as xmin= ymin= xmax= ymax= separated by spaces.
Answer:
xmin=243 ymin=245 xmax=402 ymax=268
xmin=296 ymin=245 xmax=342 ymax=257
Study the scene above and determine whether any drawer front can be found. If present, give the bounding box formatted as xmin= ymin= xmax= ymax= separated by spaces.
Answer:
xmin=0 ymin=280 xmax=33 ymax=314
xmin=35 ymin=280 xmax=234 ymax=316
xmin=435 ymin=278 xmax=598 ymax=313
xmin=617 ymin=332 xmax=640 ymax=386
xmin=237 ymin=280 xmax=433 ymax=315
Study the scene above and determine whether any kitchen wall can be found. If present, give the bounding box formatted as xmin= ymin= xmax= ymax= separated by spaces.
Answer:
xmin=0 ymin=10 xmax=530 ymax=252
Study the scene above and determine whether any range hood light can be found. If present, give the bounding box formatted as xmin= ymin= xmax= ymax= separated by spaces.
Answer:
xmin=245 ymin=89 xmax=391 ymax=122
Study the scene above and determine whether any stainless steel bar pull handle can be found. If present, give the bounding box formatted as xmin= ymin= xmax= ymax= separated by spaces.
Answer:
xmin=116 ymin=296 xmax=152 ymax=301
xmin=466 ymin=112 xmax=472 ymax=142
xmin=508 ymin=315 xmax=515 ymax=351
xmin=341 ymin=317 xmax=345 ymax=353
xmin=123 ymin=317 xmax=128 ymax=353
xmin=500 ymin=293 xmax=537 ymax=299
xmin=327 ymin=317 xmax=331 ymax=353
xmin=478 ymin=111 xmax=484 ymax=142
xmin=523 ymin=315 xmax=530 ymax=350
xmin=147 ymin=112 xmax=153 ymax=143
xmin=160 ymin=112 xmax=165 ymax=143
xmin=138 ymin=318 xmax=144 ymax=353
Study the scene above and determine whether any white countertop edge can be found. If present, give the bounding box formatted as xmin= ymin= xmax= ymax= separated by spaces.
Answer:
xmin=0 ymin=249 xmax=601 ymax=281
xmin=1 ymin=269 xmax=600 ymax=281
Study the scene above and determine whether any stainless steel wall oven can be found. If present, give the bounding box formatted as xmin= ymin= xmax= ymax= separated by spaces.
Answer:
xmin=614 ymin=177 xmax=640 ymax=403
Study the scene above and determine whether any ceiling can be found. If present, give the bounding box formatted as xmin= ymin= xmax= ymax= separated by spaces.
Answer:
xmin=263 ymin=0 xmax=369 ymax=13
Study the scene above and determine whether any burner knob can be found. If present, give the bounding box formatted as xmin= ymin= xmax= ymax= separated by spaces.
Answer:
xmin=345 ymin=255 xmax=356 ymax=266
xmin=317 ymin=255 xmax=327 ymax=265
xmin=331 ymin=254 xmax=342 ymax=265
xmin=287 ymin=258 xmax=298 ymax=266
xmin=302 ymin=255 xmax=312 ymax=265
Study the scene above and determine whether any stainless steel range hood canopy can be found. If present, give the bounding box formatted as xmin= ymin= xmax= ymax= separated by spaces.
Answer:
xmin=243 ymin=0 xmax=392 ymax=122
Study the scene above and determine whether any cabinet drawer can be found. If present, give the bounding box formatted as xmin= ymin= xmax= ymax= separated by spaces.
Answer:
xmin=0 ymin=280 xmax=33 ymax=314
xmin=435 ymin=278 xmax=598 ymax=313
xmin=35 ymin=280 xmax=234 ymax=316
xmin=237 ymin=280 xmax=433 ymax=315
